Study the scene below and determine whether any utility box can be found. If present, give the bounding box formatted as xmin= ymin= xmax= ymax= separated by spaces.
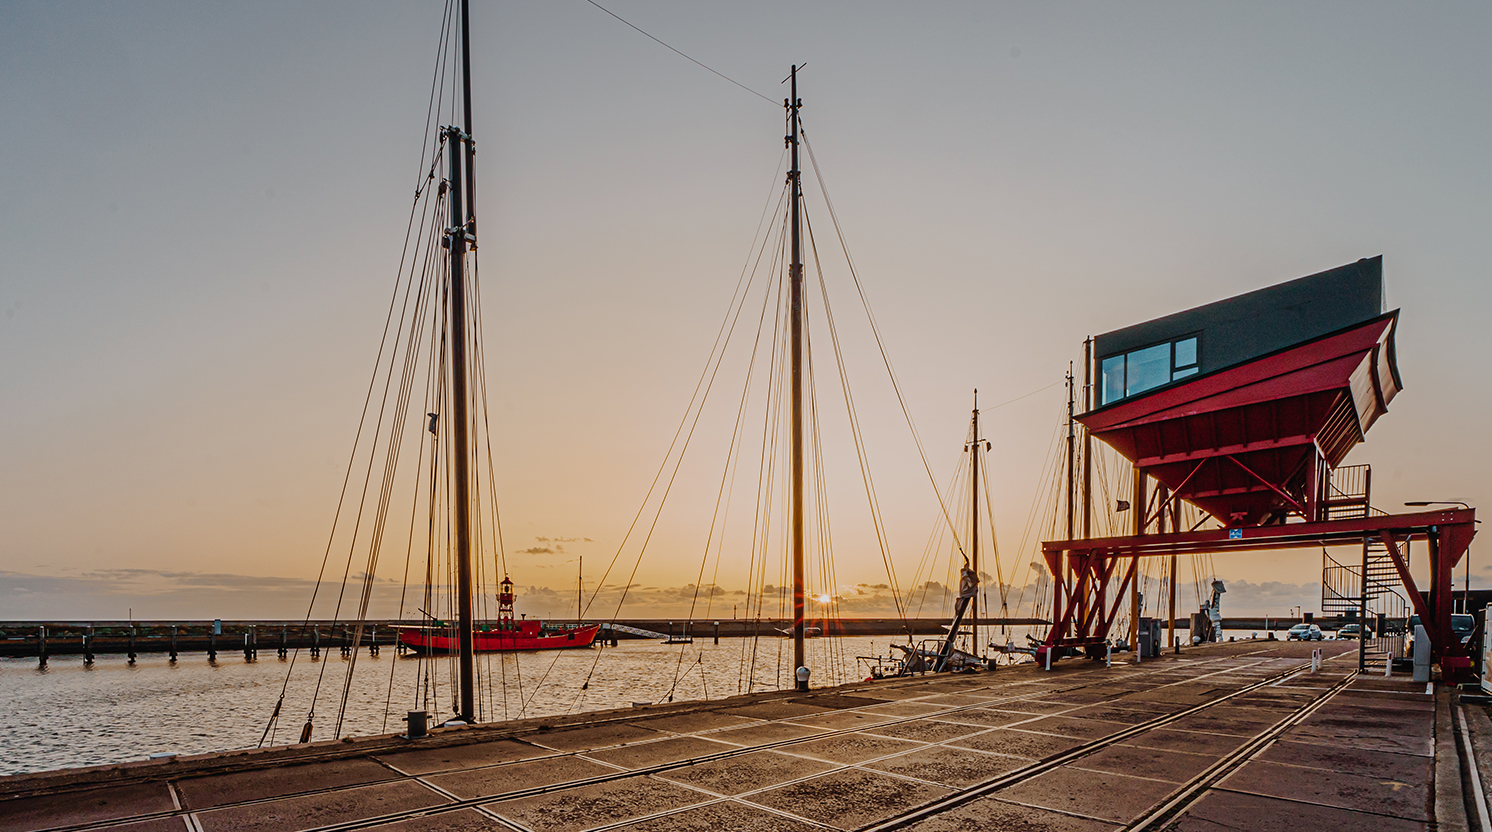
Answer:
xmin=1482 ymin=617 xmax=1492 ymax=696
xmin=1413 ymin=623 xmax=1432 ymax=683
xmin=1138 ymin=618 xmax=1161 ymax=658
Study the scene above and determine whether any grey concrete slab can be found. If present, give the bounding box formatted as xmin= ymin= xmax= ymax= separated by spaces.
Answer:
xmin=582 ymin=736 xmax=738 ymax=769
xmin=1257 ymin=739 xmax=1433 ymax=783
xmin=87 ymin=820 xmax=189 ymax=832
xmin=1063 ymin=705 xmax=1168 ymax=725
xmin=854 ymin=701 xmax=952 ymax=718
xmin=783 ymin=710 xmax=896 ymax=731
xmin=0 ymin=782 xmax=176 ymax=832
xmin=709 ymin=722 xmax=822 ymax=746
xmin=746 ymin=768 xmax=951 ymax=831
xmin=928 ymin=708 xmax=1038 ymax=728
xmin=1337 ymin=690 xmax=1436 ymax=711
xmin=655 ymin=750 xmax=836 ymax=796
xmin=196 ymin=780 xmax=448 ymax=832
xmin=1164 ymin=708 xmax=1283 ymax=737
xmin=948 ymin=728 xmax=1084 ymax=760
xmin=613 ymin=800 xmax=820 ymax=832
xmin=1166 ymin=788 xmax=1428 ymax=832
xmin=1218 ymin=759 xmax=1431 ymax=822
xmin=178 ymin=757 xmax=398 ymax=807
xmin=526 ymin=723 xmax=662 ymax=753
xmin=489 ymin=776 xmax=708 ymax=832
xmin=919 ymin=693 xmax=1002 ymax=706
xmin=1068 ymin=744 xmax=1217 ymax=784
xmin=1010 ymin=716 xmax=1129 ymax=741
xmin=864 ymin=745 xmax=1028 ymax=788
xmin=780 ymin=732 xmax=925 ymax=764
xmin=374 ymin=739 xmax=547 ymax=775
xmin=991 ymin=699 xmax=1081 ymax=715
xmin=996 ymin=766 xmax=1178 ymax=824
xmin=720 ymin=701 xmax=833 ymax=720
xmin=632 ymin=711 xmax=760 ymax=734
xmin=362 ymin=808 xmax=510 ymax=831
xmin=1118 ymin=728 xmax=1248 ymax=757
xmin=852 ymin=686 xmax=946 ymax=701
xmin=903 ymin=797 xmax=1119 ymax=832
xmin=424 ymin=755 xmax=617 ymax=799
xmin=861 ymin=719 xmax=985 ymax=743
xmin=1285 ymin=722 xmax=1434 ymax=757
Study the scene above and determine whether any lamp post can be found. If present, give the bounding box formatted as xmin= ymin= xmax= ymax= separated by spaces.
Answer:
xmin=1405 ymin=501 xmax=1473 ymax=612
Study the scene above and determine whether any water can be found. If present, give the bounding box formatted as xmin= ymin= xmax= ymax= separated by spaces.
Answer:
xmin=1 ymin=635 xmax=1014 ymax=776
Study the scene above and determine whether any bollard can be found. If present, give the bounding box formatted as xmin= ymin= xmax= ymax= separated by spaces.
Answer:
xmin=38 ymin=626 xmax=47 ymax=668
xmin=170 ymin=625 xmax=178 ymax=662
xmin=714 ymin=621 xmax=720 ymax=645
xmin=279 ymin=627 xmax=288 ymax=659
xmin=370 ymin=626 xmax=379 ymax=657
xmin=83 ymin=628 xmax=94 ymax=666
xmin=244 ymin=626 xmax=256 ymax=661
xmin=311 ymin=627 xmax=320 ymax=658
xmin=207 ymin=627 xmax=216 ymax=662
xmin=1105 ymin=643 xmax=1112 ymax=668
xmin=1044 ymin=646 xmax=1053 ymax=671
xmin=128 ymin=626 xmax=137 ymax=664
xmin=1385 ymin=649 xmax=1393 ymax=678
xmin=404 ymin=710 xmax=428 ymax=740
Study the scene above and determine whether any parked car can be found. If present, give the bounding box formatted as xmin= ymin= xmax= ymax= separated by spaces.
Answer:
xmin=1404 ymin=614 xmax=1475 ymax=655
xmin=1287 ymin=623 xmax=1323 ymax=641
xmin=1335 ymin=623 xmax=1366 ymax=639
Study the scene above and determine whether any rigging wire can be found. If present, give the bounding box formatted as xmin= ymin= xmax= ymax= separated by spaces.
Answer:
xmin=583 ymin=0 xmax=777 ymax=105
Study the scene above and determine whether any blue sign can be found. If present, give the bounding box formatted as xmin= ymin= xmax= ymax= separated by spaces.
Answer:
xmin=1228 ymin=528 xmax=1243 ymax=540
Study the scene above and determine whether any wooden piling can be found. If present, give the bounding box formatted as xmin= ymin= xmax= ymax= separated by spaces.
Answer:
xmin=127 ymin=626 xmax=136 ymax=664
xmin=207 ymin=627 xmax=216 ymax=661
xmin=83 ymin=629 xmax=93 ymax=666
xmin=169 ymin=625 xmax=178 ymax=662
xmin=714 ymin=621 xmax=720 ymax=645
xmin=37 ymin=626 xmax=47 ymax=668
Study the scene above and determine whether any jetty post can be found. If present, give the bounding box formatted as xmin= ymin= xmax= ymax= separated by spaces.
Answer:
xmin=37 ymin=626 xmax=46 ymax=668
xmin=83 ymin=627 xmax=94 ymax=665
xmin=169 ymin=625 xmax=178 ymax=662
xmin=127 ymin=625 xmax=137 ymax=664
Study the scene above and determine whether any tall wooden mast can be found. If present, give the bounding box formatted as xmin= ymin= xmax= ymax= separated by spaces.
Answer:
xmin=969 ymin=391 xmax=981 ymax=657
xmin=787 ymin=66 xmax=807 ymax=690
xmin=446 ymin=0 xmax=478 ymax=723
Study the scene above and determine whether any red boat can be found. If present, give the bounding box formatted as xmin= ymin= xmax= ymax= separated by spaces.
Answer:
xmin=398 ymin=576 xmax=600 ymax=653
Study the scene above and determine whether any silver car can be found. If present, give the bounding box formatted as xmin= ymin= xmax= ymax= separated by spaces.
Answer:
xmin=1287 ymin=623 xmax=1323 ymax=641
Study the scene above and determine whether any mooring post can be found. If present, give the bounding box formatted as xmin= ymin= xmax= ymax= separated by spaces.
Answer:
xmin=169 ymin=625 xmax=178 ymax=662
xmin=207 ymin=625 xmax=217 ymax=662
xmin=244 ymin=626 xmax=256 ymax=661
xmin=83 ymin=627 xmax=94 ymax=666
xmin=311 ymin=626 xmax=320 ymax=658
xmin=279 ymin=626 xmax=287 ymax=659
xmin=714 ymin=621 xmax=720 ymax=645
xmin=128 ymin=625 xmax=137 ymax=664
xmin=369 ymin=625 xmax=379 ymax=657
xmin=37 ymin=626 xmax=47 ymax=668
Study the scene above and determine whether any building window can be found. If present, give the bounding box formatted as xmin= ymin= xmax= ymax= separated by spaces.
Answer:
xmin=1099 ymin=335 xmax=1200 ymax=405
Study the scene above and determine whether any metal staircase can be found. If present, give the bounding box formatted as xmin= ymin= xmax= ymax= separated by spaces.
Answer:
xmin=1318 ymin=465 xmax=1409 ymax=670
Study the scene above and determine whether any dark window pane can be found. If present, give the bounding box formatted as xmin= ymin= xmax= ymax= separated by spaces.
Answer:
xmin=1126 ymin=344 xmax=1170 ymax=397
xmin=1174 ymin=337 xmax=1197 ymax=368
xmin=1101 ymin=355 xmax=1125 ymax=405
xmin=1173 ymin=366 xmax=1198 ymax=379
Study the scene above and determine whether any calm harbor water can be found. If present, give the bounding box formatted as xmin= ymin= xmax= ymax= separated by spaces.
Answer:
xmin=0 ymin=634 xmax=1037 ymax=776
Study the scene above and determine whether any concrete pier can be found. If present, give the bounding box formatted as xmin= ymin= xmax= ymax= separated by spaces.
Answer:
xmin=0 ymin=639 xmax=1480 ymax=831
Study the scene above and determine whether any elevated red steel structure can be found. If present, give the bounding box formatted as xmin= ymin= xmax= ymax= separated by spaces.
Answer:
xmin=1040 ymin=260 xmax=1477 ymax=679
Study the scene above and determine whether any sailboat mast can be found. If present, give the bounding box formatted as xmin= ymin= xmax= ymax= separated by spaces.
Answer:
xmin=787 ymin=66 xmax=807 ymax=691
xmin=446 ymin=0 xmax=477 ymax=724
xmin=970 ymin=390 xmax=980 ymax=658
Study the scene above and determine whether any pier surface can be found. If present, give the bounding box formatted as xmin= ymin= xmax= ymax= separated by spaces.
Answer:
xmin=1 ymin=639 xmax=1480 ymax=831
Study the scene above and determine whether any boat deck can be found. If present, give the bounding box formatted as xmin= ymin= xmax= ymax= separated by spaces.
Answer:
xmin=2 ymin=639 xmax=1482 ymax=831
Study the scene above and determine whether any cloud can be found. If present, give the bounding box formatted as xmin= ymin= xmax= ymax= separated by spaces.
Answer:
xmin=516 ymin=546 xmax=555 ymax=555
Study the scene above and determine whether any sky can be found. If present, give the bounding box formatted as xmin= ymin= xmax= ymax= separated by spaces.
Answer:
xmin=1 ymin=1 xmax=1489 ymax=622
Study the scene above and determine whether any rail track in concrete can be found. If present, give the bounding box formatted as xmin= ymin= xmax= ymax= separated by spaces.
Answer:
xmin=11 ymin=646 xmax=1356 ymax=832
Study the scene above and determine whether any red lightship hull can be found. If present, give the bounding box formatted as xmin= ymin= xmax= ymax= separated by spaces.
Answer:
xmin=398 ymin=622 xmax=600 ymax=653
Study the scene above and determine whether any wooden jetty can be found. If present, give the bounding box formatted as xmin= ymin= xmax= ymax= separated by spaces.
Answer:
xmin=2 ymin=638 xmax=1485 ymax=831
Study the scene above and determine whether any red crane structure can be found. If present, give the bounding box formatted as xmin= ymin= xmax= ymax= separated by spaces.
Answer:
xmin=1039 ymin=257 xmax=1478 ymax=681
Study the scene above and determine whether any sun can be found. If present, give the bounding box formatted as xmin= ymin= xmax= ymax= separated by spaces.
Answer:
xmin=814 ymin=593 xmax=835 ymax=604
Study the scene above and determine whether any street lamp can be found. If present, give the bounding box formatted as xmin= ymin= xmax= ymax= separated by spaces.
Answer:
xmin=1405 ymin=501 xmax=1474 ymax=612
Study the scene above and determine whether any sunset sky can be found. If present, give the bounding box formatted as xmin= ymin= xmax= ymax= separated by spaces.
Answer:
xmin=2 ymin=2 xmax=1488 ymax=621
